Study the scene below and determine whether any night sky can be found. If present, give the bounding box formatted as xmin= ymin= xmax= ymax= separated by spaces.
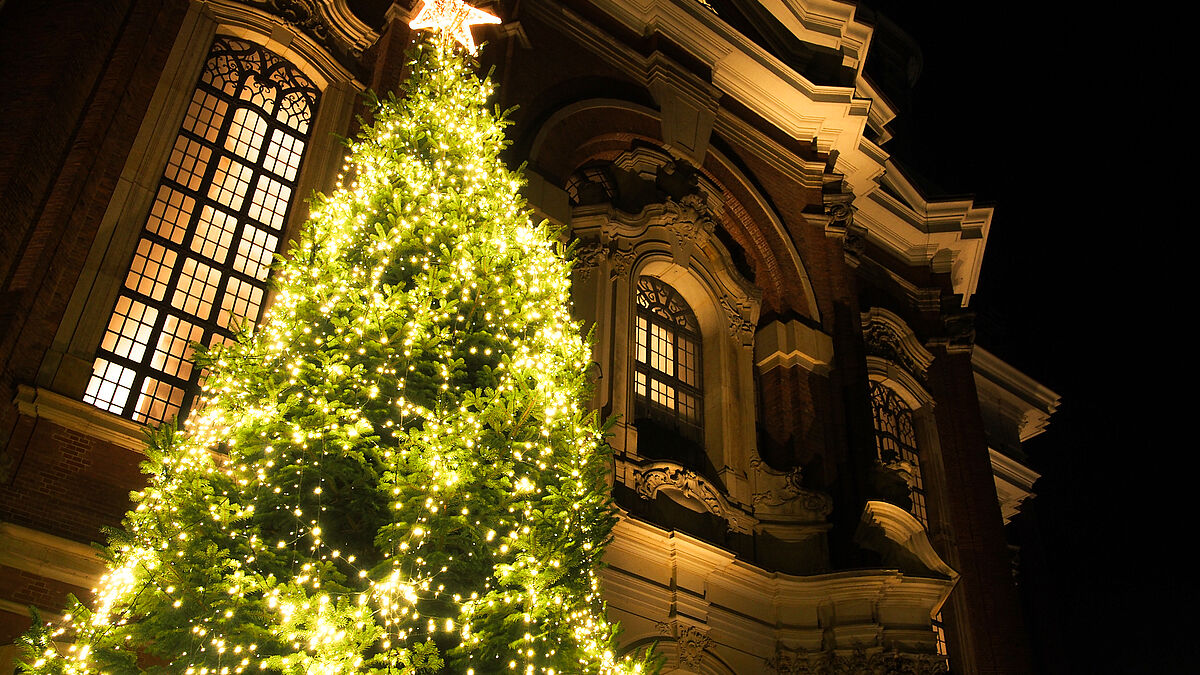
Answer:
xmin=864 ymin=3 xmax=1173 ymax=671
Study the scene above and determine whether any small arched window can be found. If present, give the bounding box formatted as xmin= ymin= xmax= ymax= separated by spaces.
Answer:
xmin=868 ymin=379 xmax=946 ymax=655
xmin=82 ymin=37 xmax=320 ymax=423
xmin=633 ymin=277 xmax=703 ymax=446
xmin=868 ymin=380 xmax=927 ymax=523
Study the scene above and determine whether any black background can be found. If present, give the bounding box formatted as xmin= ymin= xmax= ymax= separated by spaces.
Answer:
xmin=864 ymin=3 xmax=1175 ymax=671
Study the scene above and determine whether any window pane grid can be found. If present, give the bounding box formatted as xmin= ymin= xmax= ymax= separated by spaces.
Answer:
xmin=146 ymin=185 xmax=195 ymax=244
xmin=868 ymin=379 xmax=944 ymax=658
xmin=869 ymin=381 xmax=927 ymax=524
xmin=86 ymin=37 xmax=318 ymax=424
xmin=634 ymin=277 xmax=703 ymax=444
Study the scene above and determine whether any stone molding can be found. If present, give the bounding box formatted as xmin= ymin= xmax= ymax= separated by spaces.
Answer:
xmin=972 ymin=345 xmax=1060 ymax=443
xmin=989 ymin=448 xmax=1040 ymax=524
xmin=854 ymin=501 xmax=958 ymax=583
xmin=755 ymin=319 xmax=834 ymax=375
xmin=861 ymin=307 xmax=934 ymax=378
xmin=766 ymin=643 xmax=948 ymax=675
xmin=0 ymin=521 xmax=106 ymax=590
xmin=632 ymin=461 xmax=756 ymax=534
xmin=602 ymin=516 xmax=956 ymax=672
xmin=15 ymin=385 xmax=145 ymax=452
xmin=853 ymin=166 xmax=992 ymax=308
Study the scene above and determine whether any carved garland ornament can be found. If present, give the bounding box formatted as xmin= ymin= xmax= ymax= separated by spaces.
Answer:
xmin=633 ymin=462 xmax=754 ymax=532
xmin=572 ymin=242 xmax=608 ymax=281
xmin=655 ymin=621 xmax=714 ymax=671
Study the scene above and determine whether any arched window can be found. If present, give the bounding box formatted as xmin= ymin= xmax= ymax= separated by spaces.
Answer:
xmin=82 ymin=37 xmax=320 ymax=423
xmin=633 ymin=277 xmax=703 ymax=447
xmin=868 ymin=378 xmax=946 ymax=655
xmin=868 ymin=380 xmax=927 ymax=523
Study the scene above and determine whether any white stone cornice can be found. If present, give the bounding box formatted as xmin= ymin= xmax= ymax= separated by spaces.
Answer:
xmin=972 ymin=346 xmax=1060 ymax=442
xmin=855 ymin=501 xmax=958 ymax=583
xmin=603 ymin=514 xmax=955 ymax=664
xmin=989 ymin=448 xmax=1040 ymax=524
xmin=525 ymin=0 xmax=879 ymax=181
xmin=857 ymin=74 xmax=895 ymax=145
xmin=854 ymin=163 xmax=993 ymax=306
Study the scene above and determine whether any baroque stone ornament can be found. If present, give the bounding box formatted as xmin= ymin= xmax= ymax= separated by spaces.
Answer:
xmin=940 ymin=311 xmax=975 ymax=353
xmin=662 ymin=193 xmax=717 ymax=263
xmin=749 ymin=453 xmax=833 ymax=518
xmin=676 ymin=625 xmax=714 ymax=669
xmin=827 ymin=201 xmax=854 ymax=230
xmin=572 ymin=242 xmax=608 ymax=281
xmin=610 ymin=248 xmax=636 ymax=280
xmin=656 ymin=621 xmax=715 ymax=671
xmin=663 ymin=194 xmax=715 ymax=243
xmin=246 ymin=0 xmax=376 ymax=64
xmin=861 ymin=308 xmax=935 ymax=381
xmin=719 ymin=294 xmax=756 ymax=344
xmin=633 ymin=462 xmax=755 ymax=532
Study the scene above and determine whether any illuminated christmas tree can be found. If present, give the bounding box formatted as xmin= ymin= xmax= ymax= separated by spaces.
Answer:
xmin=22 ymin=3 xmax=654 ymax=673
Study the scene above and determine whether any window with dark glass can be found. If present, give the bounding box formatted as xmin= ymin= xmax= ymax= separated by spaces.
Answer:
xmin=868 ymin=380 xmax=927 ymax=523
xmin=867 ymin=379 xmax=946 ymax=657
xmin=633 ymin=277 xmax=703 ymax=445
xmin=83 ymin=37 xmax=320 ymax=424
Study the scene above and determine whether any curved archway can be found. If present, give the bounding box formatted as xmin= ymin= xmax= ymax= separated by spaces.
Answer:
xmin=526 ymin=98 xmax=819 ymax=322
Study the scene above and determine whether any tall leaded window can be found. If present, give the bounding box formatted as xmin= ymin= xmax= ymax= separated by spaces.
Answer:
xmin=83 ymin=38 xmax=320 ymax=424
xmin=868 ymin=380 xmax=927 ymax=522
xmin=633 ymin=277 xmax=702 ymax=444
xmin=867 ymin=379 xmax=946 ymax=656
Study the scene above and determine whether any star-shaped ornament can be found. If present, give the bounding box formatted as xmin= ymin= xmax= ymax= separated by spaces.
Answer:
xmin=409 ymin=0 xmax=501 ymax=53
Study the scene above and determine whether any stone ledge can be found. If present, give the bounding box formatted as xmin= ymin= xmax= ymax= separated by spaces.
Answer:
xmin=15 ymin=385 xmax=144 ymax=453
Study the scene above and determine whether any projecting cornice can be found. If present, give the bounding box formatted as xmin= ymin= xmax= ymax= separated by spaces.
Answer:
xmin=852 ymin=162 xmax=993 ymax=307
xmin=972 ymin=346 xmax=1060 ymax=442
xmin=525 ymin=0 xmax=882 ymax=186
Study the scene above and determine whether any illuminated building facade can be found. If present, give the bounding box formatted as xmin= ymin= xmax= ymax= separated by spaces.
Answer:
xmin=0 ymin=0 xmax=1058 ymax=672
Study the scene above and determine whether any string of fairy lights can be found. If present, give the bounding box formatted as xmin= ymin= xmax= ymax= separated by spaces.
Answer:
xmin=22 ymin=1 xmax=652 ymax=673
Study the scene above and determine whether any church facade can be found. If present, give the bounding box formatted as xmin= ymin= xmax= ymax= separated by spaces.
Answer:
xmin=0 ymin=1 xmax=1057 ymax=673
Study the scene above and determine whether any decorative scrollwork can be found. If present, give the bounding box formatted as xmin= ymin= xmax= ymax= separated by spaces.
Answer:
xmin=633 ymin=462 xmax=755 ymax=532
xmin=719 ymin=294 xmax=755 ymax=344
xmin=861 ymin=308 xmax=935 ymax=380
xmin=244 ymin=0 xmax=377 ymax=65
xmin=749 ymin=453 xmax=833 ymax=519
xmin=663 ymin=194 xmax=715 ymax=252
xmin=572 ymin=242 xmax=608 ymax=281
xmin=677 ymin=625 xmax=714 ymax=669
xmin=610 ymin=248 xmax=635 ymax=280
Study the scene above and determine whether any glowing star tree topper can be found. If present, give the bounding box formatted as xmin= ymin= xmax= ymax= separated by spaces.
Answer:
xmin=409 ymin=0 xmax=501 ymax=53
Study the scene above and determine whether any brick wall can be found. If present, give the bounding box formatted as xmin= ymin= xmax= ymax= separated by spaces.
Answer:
xmin=0 ymin=0 xmax=185 ymax=454
xmin=927 ymin=351 xmax=1033 ymax=674
xmin=1 ymin=417 xmax=145 ymax=545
